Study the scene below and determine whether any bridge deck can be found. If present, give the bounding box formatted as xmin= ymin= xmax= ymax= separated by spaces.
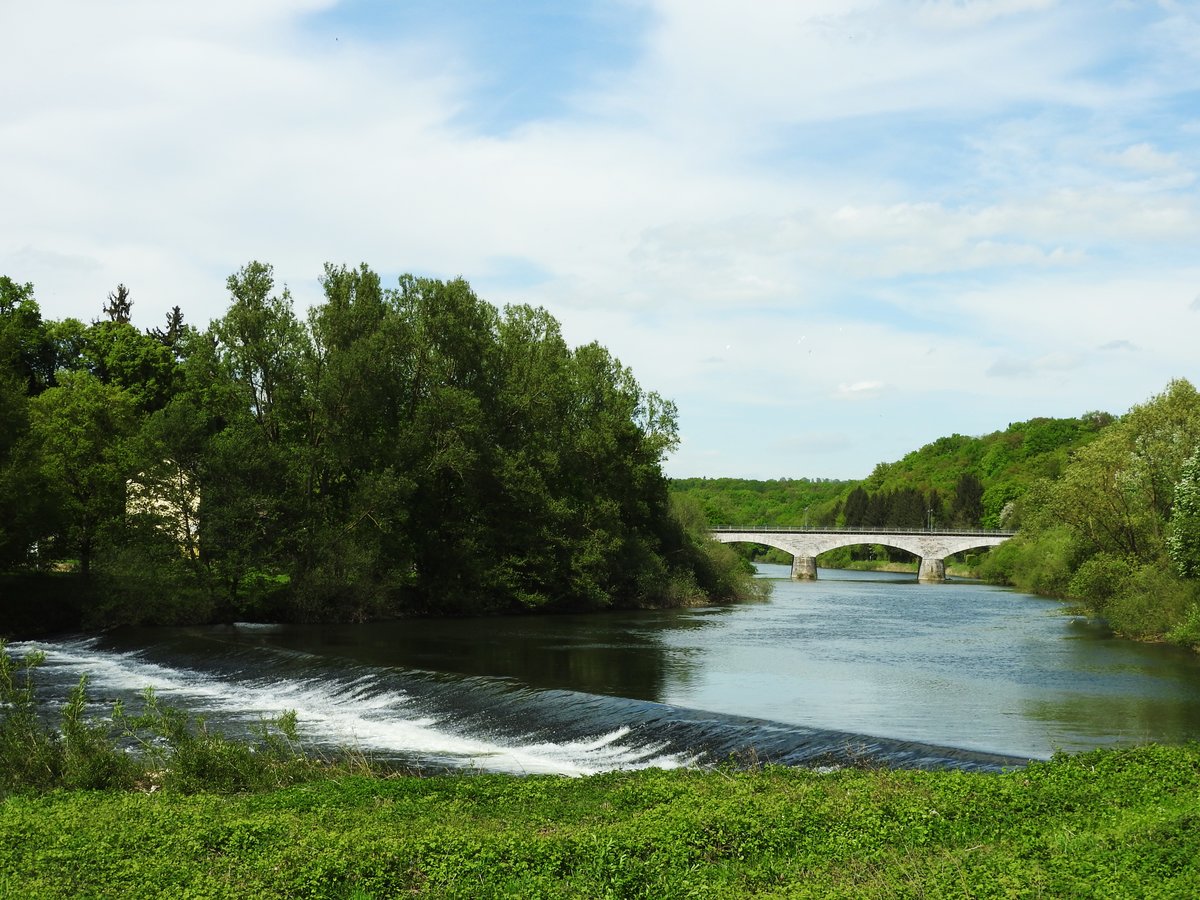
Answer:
xmin=710 ymin=525 xmax=1015 ymax=537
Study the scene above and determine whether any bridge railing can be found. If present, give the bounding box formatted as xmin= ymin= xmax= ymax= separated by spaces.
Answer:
xmin=709 ymin=525 xmax=1016 ymax=537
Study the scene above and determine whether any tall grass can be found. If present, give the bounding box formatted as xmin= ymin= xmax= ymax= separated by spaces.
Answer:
xmin=0 ymin=639 xmax=379 ymax=797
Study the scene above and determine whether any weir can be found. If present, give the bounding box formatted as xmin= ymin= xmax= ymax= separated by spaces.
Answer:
xmin=709 ymin=526 xmax=1014 ymax=583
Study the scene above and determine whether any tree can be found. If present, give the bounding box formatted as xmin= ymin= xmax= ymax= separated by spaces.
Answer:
xmin=1168 ymin=450 xmax=1200 ymax=579
xmin=83 ymin=321 xmax=178 ymax=412
xmin=212 ymin=261 xmax=311 ymax=446
xmin=0 ymin=277 xmax=55 ymax=394
xmin=888 ymin=487 xmax=925 ymax=528
xmin=103 ymin=284 xmax=133 ymax=324
xmin=0 ymin=371 xmax=51 ymax=566
xmin=951 ymin=473 xmax=984 ymax=526
xmin=865 ymin=491 xmax=889 ymax=526
xmin=843 ymin=486 xmax=868 ymax=527
xmin=150 ymin=306 xmax=185 ymax=351
xmin=1048 ymin=380 xmax=1200 ymax=562
xmin=29 ymin=372 xmax=137 ymax=577
xmin=3 ymin=263 xmax=757 ymax=622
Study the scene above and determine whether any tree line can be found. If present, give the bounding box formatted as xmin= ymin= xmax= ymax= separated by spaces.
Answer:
xmin=0 ymin=265 xmax=756 ymax=627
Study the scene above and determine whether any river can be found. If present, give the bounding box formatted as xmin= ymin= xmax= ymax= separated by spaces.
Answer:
xmin=11 ymin=565 xmax=1200 ymax=775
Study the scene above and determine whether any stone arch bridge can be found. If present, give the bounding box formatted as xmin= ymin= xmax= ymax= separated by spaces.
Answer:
xmin=709 ymin=526 xmax=1015 ymax=583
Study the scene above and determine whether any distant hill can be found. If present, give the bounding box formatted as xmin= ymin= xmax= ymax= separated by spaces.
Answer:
xmin=671 ymin=412 xmax=1116 ymax=531
xmin=668 ymin=477 xmax=851 ymax=527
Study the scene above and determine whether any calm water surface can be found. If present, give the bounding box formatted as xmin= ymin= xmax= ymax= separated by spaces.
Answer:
xmin=15 ymin=566 xmax=1200 ymax=774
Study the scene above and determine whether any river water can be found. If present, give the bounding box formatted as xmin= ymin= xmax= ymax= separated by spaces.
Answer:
xmin=11 ymin=566 xmax=1200 ymax=775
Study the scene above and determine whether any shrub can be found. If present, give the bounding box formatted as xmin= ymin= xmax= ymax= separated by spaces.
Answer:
xmin=1066 ymin=552 xmax=1136 ymax=616
xmin=1167 ymin=603 xmax=1200 ymax=650
xmin=1104 ymin=565 xmax=1200 ymax=640
xmin=981 ymin=526 xmax=1081 ymax=596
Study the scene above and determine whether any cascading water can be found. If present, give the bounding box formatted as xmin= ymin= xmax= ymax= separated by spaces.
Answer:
xmin=9 ymin=634 xmax=1028 ymax=775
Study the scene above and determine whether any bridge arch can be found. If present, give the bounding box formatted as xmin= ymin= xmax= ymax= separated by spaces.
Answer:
xmin=710 ymin=527 xmax=1013 ymax=583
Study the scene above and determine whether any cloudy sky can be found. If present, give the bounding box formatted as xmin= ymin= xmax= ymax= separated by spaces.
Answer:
xmin=3 ymin=1 xmax=1199 ymax=479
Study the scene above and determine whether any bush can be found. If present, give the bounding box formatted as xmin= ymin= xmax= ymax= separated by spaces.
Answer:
xmin=980 ymin=526 xmax=1081 ymax=596
xmin=1066 ymin=552 xmax=1136 ymax=616
xmin=1104 ymin=565 xmax=1200 ymax=641
xmin=1167 ymin=603 xmax=1200 ymax=650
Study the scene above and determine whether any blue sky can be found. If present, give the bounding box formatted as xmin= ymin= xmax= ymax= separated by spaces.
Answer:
xmin=3 ymin=0 xmax=1199 ymax=479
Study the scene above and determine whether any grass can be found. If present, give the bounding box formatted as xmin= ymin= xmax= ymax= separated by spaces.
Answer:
xmin=2 ymin=747 xmax=1200 ymax=897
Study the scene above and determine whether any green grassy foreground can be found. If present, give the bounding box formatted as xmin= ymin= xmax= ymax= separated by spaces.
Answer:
xmin=4 ymin=745 xmax=1200 ymax=899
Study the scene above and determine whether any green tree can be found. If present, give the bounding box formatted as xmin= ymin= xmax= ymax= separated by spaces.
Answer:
xmin=102 ymin=284 xmax=133 ymax=324
xmin=842 ymin=486 xmax=868 ymax=527
xmin=0 ymin=277 xmax=55 ymax=394
xmin=1050 ymin=380 xmax=1200 ymax=563
xmin=1168 ymin=451 xmax=1200 ymax=579
xmin=212 ymin=261 xmax=311 ymax=446
xmin=0 ymin=372 xmax=50 ymax=566
xmin=951 ymin=473 xmax=984 ymax=526
xmin=295 ymin=263 xmax=412 ymax=618
xmin=29 ymin=372 xmax=137 ymax=577
xmin=150 ymin=306 xmax=186 ymax=351
xmin=83 ymin=321 xmax=178 ymax=412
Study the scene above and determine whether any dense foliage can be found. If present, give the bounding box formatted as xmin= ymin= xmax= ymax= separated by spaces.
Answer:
xmin=3 ymin=640 xmax=1198 ymax=897
xmin=0 ymin=268 xmax=756 ymax=626
xmin=980 ymin=379 xmax=1200 ymax=648
xmin=858 ymin=415 xmax=1113 ymax=527
xmin=667 ymin=477 xmax=850 ymax=527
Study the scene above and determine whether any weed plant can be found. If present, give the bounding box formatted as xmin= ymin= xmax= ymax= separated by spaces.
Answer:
xmin=0 ymin=639 xmax=375 ymax=797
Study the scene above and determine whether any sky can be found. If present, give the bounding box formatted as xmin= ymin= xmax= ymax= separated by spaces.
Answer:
xmin=3 ymin=0 xmax=1199 ymax=480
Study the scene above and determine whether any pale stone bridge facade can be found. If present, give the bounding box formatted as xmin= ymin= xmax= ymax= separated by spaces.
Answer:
xmin=709 ymin=526 xmax=1015 ymax=583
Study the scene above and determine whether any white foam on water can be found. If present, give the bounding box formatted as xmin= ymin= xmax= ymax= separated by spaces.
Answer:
xmin=9 ymin=638 xmax=688 ymax=776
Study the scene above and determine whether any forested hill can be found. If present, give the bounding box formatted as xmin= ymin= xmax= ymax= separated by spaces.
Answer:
xmin=0 ymin=266 xmax=756 ymax=630
xmin=667 ymin=478 xmax=851 ymax=527
xmin=671 ymin=412 xmax=1114 ymax=531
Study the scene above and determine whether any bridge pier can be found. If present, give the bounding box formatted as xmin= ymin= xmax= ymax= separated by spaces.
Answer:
xmin=917 ymin=557 xmax=946 ymax=583
xmin=791 ymin=555 xmax=817 ymax=580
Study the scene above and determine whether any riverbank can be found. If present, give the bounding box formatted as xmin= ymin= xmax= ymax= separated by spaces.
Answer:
xmin=3 ymin=744 xmax=1199 ymax=898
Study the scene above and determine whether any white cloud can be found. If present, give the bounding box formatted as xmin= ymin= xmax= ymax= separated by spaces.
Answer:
xmin=836 ymin=381 xmax=887 ymax=400
xmin=1114 ymin=142 xmax=1182 ymax=173
xmin=915 ymin=0 xmax=1059 ymax=29
xmin=987 ymin=353 xmax=1084 ymax=378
